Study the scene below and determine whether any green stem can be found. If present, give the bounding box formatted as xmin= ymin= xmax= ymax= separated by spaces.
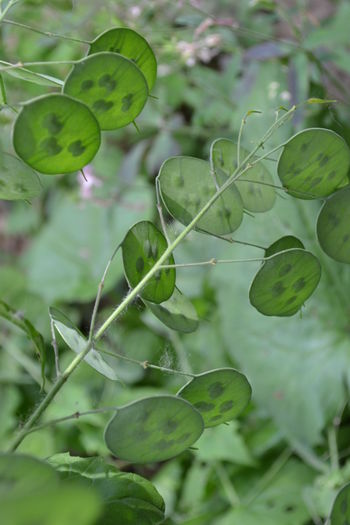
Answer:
xmin=0 ymin=59 xmax=78 ymax=73
xmin=244 ymin=448 xmax=292 ymax=505
xmin=160 ymin=256 xmax=266 ymax=269
xmin=216 ymin=462 xmax=240 ymax=507
xmin=99 ymin=348 xmax=195 ymax=378
xmin=9 ymin=105 xmax=296 ymax=452
xmin=23 ymin=407 xmax=118 ymax=437
xmin=0 ymin=0 xmax=18 ymax=22
xmin=2 ymin=18 xmax=90 ymax=44
xmin=328 ymin=426 xmax=339 ymax=472
xmin=8 ymin=340 xmax=93 ymax=451
xmin=88 ymin=242 xmax=122 ymax=340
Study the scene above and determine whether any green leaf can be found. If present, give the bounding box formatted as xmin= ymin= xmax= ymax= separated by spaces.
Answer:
xmin=122 ymin=221 xmax=175 ymax=303
xmin=104 ymin=395 xmax=204 ymax=463
xmin=330 ymin=482 xmax=350 ymax=524
xmin=177 ymin=368 xmax=251 ymax=427
xmin=13 ymin=94 xmax=101 ymax=175
xmin=265 ymin=235 xmax=305 ymax=257
xmin=249 ymin=248 xmax=321 ymax=316
xmin=277 ymin=128 xmax=350 ymax=199
xmin=210 ymin=138 xmax=276 ymax=212
xmin=0 ymin=453 xmax=58 ymax=498
xmin=158 ymin=156 xmax=243 ymax=236
xmin=0 ymin=60 xmax=63 ymax=87
xmin=144 ymin=287 xmax=199 ymax=333
xmin=0 ymin=300 xmax=46 ymax=387
xmin=0 ymin=152 xmax=41 ymax=201
xmin=317 ymin=186 xmax=350 ymax=264
xmin=63 ymin=52 xmax=148 ymax=130
xmin=89 ymin=27 xmax=157 ymax=90
xmin=49 ymin=453 xmax=165 ymax=525
xmin=24 ymin=191 xmax=152 ymax=303
xmin=0 ymin=453 xmax=101 ymax=525
xmin=50 ymin=307 xmax=118 ymax=380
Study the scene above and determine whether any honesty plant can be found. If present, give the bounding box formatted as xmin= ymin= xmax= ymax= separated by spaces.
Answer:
xmin=1 ymin=3 xmax=350 ymax=523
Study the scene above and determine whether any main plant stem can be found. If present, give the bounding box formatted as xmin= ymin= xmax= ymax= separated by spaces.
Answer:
xmin=8 ymin=106 xmax=296 ymax=452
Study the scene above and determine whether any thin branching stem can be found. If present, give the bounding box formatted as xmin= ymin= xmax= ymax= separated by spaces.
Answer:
xmin=8 ymin=105 xmax=296 ymax=452
xmin=98 ymin=348 xmax=196 ymax=378
xmin=160 ymin=256 xmax=266 ymax=269
xmin=2 ymin=18 xmax=91 ymax=44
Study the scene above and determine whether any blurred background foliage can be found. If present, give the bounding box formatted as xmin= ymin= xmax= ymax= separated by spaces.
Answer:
xmin=1 ymin=1 xmax=350 ymax=523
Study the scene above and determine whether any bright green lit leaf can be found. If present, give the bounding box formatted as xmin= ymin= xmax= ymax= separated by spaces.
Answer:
xmin=0 ymin=152 xmax=41 ymax=201
xmin=104 ymin=395 xmax=204 ymax=463
xmin=13 ymin=94 xmax=101 ymax=175
xmin=265 ymin=235 xmax=305 ymax=257
xmin=144 ymin=287 xmax=199 ymax=333
xmin=330 ymin=482 xmax=350 ymax=525
xmin=122 ymin=221 xmax=175 ymax=303
xmin=177 ymin=368 xmax=252 ymax=427
xmin=89 ymin=27 xmax=157 ymax=90
xmin=249 ymin=249 xmax=321 ymax=316
xmin=210 ymin=138 xmax=276 ymax=213
xmin=158 ymin=156 xmax=243 ymax=236
xmin=317 ymin=186 xmax=350 ymax=264
xmin=50 ymin=307 xmax=118 ymax=380
xmin=64 ymin=52 xmax=148 ymax=130
xmin=277 ymin=128 xmax=350 ymax=199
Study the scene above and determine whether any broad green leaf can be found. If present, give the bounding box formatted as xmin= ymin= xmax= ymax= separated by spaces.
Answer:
xmin=144 ymin=287 xmax=199 ymax=333
xmin=0 ymin=453 xmax=58 ymax=498
xmin=50 ymin=307 xmax=118 ymax=380
xmin=177 ymin=368 xmax=251 ymax=427
xmin=63 ymin=52 xmax=148 ymax=130
xmin=24 ymin=190 xmax=153 ymax=304
xmin=216 ymin=460 xmax=315 ymax=525
xmin=0 ymin=152 xmax=41 ymax=201
xmin=265 ymin=235 xmax=305 ymax=257
xmin=49 ymin=453 xmax=165 ymax=525
xmin=13 ymin=94 xmax=101 ymax=174
xmin=0 ymin=453 xmax=101 ymax=525
xmin=330 ymin=483 xmax=350 ymax=525
xmin=104 ymin=395 xmax=204 ymax=463
xmin=317 ymin=186 xmax=350 ymax=264
xmin=122 ymin=221 xmax=175 ymax=303
xmin=0 ymin=300 xmax=46 ymax=386
xmin=0 ymin=60 xmax=63 ymax=87
xmin=210 ymin=138 xmax=276 ymax=212
xmin=277 ymin=128 xmax=350 ymax=199
xmin=249 ymin=248 xmax=321 ymax=316
xmin=195 ymin=423 xmax=254 ymax=465
xmin=89 ymin=28 xmax=157 ymax=90
xmin=158 ymin=156 xmax=243 ymax=236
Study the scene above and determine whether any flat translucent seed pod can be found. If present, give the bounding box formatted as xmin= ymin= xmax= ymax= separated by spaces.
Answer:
xmin=249 ymin=248 xmax=321 ymax=316
xmin=89 ymin=27 xmax=157 ymax=90
xmin=211 ymin=138 xmax=276 ymax=212
xmin=49 ymin=308 xmax=117 ymax=380
xmin=177 ymin=368 xmax=252 ymax=427
xmin=0 ymin=152 xmax=41 ymax=200
xmin=158 ymin=156 xmax=243 ymax=236
xmin=277 ymin=128 xmax=350 ymax=199
xmin=122 ymin=221 xmax=175 ymax=303
xmin=144 ymin=287 xmax=199 ymax=333
xmin=104 ymin=396 xmax=204 ymax=463
xmin=330 ymin=483 xmax=350 ymax=525
xmin=265 ymin=235 xmax=305 ymax=257
xmin=317 ymin=186 xmax=350 ymax=264
xmin=63 ymin=52 xmax=148 ymax=130
xmin=13 ymin=94 xmax=101 ymax=174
